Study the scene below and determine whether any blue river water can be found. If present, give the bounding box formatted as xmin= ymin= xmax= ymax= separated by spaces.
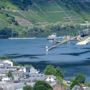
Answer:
xmin=0 ymin=38 xmax=90 ymax=81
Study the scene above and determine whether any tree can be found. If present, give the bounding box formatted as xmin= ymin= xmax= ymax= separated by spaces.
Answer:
xmin=70 ymin=80 xmax=80 ymax=89
xmin=69 ymin=78 xmax=75 ymax=82
xmin=23 ymin=85 xmax=33 ymax=90
xmin=33 ymin=81 xmax=53 ymax=90
xmin=55 ymin=66 xmax=64 ymax=78
xmin=13 ymin=62 xmax=22 ymax=66
xmin=7 ymin=71 xmax=14 ymax=80
xmin=0 ymin=56 xmax=8 ymax=59
xmin=70 ymin=73 xmax=86 ymax=89
xmin=75 ymin=73 xmax=86 ymax=83
xmin=9 ymin=0 xmax=32 ymax=10
xmin=44 ymin=65 xmax=56 ymax=75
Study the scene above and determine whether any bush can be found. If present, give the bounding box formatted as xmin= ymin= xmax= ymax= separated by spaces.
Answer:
xmin=23 ymin=85 xmax=33 ymax=90
xmin=55 ymin=66 xmax=64 ymax=78
xmin=44 ymin=65 xmax=64 ymax=78
xmin=0 ymin=28 xmax=18 ymax=38
xmin=44 ymin=65 xmax=56 ymax=75
xmin=7 ymin=71 xmax=14 ymax=80
xmin=33 ymin=81 xmax=53 ymax=90
xmin=70 ymin=80 xmax=80 ymax=89
xmin=69 ymin=78 xmax=75 ymax=82
xmin=9 ymin=0 xmax=32 ymax=10
xmin=75 ymin=73 xmax=86 ymax=83
xmin=0 ymin=56 xmax=9 ymax=59
xmin=13 ymin=62 xmax=22 ymax=66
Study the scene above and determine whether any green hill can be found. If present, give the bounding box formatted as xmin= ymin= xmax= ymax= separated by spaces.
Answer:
xmin=0 ymin=0 xmax=90 ymax=38
xmin=0 ymin=0 xmax=90 ymax=25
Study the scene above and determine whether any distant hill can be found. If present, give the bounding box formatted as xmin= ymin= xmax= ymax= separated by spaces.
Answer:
xmin=0 ymin=0 xmax=90 ymax=38
xmin=0 ymin=0 xmax=90 ymax=27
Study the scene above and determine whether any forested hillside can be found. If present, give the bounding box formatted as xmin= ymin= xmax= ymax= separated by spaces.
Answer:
xmin=0 ymin=0 xmax=90 ymax=38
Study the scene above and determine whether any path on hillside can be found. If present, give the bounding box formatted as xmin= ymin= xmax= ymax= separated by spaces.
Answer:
xmin=47 ymin=11 xmax=65 ymax=13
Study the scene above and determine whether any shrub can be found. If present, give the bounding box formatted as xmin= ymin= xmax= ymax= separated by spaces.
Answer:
xmin=55 ymin=66 xmax=64 ymax=78
xmin=23 ymin=85 xmax=33 ymax=90
xmin=44 ymin=65 xmax=56 ymax=75
xmin=75 ymin=73 xmax=86 ymax=83
xmin=33 ymin=81 xmax=53 ymax=90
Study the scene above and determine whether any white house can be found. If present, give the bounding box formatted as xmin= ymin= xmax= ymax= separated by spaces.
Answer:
xmin=30 ymin=67 xmax=39 ymax=74
xmin=0 ymin=63 xmax=4 ymax=68
xmin=19 ymin=66 xmax=39 ymax=74
xmin=63 ymin=80 xmax=72 ymax=84
xmin=18 ymin=67 xmax=26 ymax=72
xmin=2 ymin=76 xmax=10 ymax=82
xmin=46 ymin=75 xmax=56 ymax=82
xmin=23 ymin=67 xmax=26 ymax=73
xmin=2 ymin=60 xmax=13 ymax=67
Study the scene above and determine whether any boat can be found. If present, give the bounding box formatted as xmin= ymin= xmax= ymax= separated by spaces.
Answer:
xmin=47 ymin=33 xmax=57 ymax=40
xmin=56 ymin=41 xmax=61 ymax=44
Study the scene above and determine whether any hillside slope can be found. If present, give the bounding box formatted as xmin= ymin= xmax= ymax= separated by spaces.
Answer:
xmin=0 ymin=0 xmax=90 ymax=38
xmin=0 ymin=0 xmax=90 ymax=27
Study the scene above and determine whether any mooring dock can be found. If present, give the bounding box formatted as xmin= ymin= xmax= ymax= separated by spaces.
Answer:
xmin=47 ymin=36 xmax=76 ymax=51
xmin=47 ymin=39 xmax=68 ymax=51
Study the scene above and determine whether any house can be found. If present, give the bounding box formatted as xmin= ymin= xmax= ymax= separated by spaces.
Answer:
xmin=20 ymin=73 xmax=46 ymax=82
xmin=63 ymin=80 xmax=72 ymax=84
xmin=2 ymin=76 xmax=11 ymax=82
xmin=46 ymin=75 xmax=56 ymax=82
xmin=0 ymin=63 xmax=4 ymax=68
xmin=30 ymin=67 xmax=39 ymax=74
xmin=2 ymin=60 xmax=13 ymax=67
xmin=72 ymin=85 xmax=84 ymax=90
xmin=0 ymin=69 xmax=9 ymax=74
xmin=21 ymin=66 xmax=39 ymax=74
xmin=0 ymin=63 xmax=11 ymax=68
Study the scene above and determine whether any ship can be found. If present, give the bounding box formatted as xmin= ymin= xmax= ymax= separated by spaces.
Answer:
xmin=47 ymin=33 xmax=57 ymax=40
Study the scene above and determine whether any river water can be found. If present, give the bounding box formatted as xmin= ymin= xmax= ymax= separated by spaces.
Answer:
xmin=0 ymin=38 xmax=90 ymax=81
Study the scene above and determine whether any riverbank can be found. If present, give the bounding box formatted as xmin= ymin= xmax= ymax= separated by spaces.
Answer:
xmin=76 ymin=36 xmax=90 ymax=45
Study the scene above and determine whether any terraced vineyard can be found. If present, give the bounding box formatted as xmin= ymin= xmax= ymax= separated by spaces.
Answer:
xmin=0 ymin=0 xmax=90 ymax=28
xmin=1 ymin=0 xmax=89 ymax=27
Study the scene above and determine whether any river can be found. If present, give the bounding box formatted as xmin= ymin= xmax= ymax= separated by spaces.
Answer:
xmin=0 ymin=38 xmax=90 ymax=81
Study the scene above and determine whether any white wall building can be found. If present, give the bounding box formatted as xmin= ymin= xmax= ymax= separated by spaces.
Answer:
xmin=2 ymin=60 xmax=13 ymax=67
xmin=2 ymin=77 xmax=10 ymax=82
xmin=46 ymin=76 xmax=56 ymax=82
xmin=30 ymin=67 xmax=39 ymax=74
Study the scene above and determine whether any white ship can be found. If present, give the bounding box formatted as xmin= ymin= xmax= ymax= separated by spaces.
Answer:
xmin=47 ymin=33 xmax=57 ymax=40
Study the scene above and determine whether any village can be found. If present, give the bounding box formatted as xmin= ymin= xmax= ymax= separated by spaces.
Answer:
xmin=0 ymin=58 xmax=90 ymax=90
xmin=0 ymin=58 xmax=58 ymax=90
